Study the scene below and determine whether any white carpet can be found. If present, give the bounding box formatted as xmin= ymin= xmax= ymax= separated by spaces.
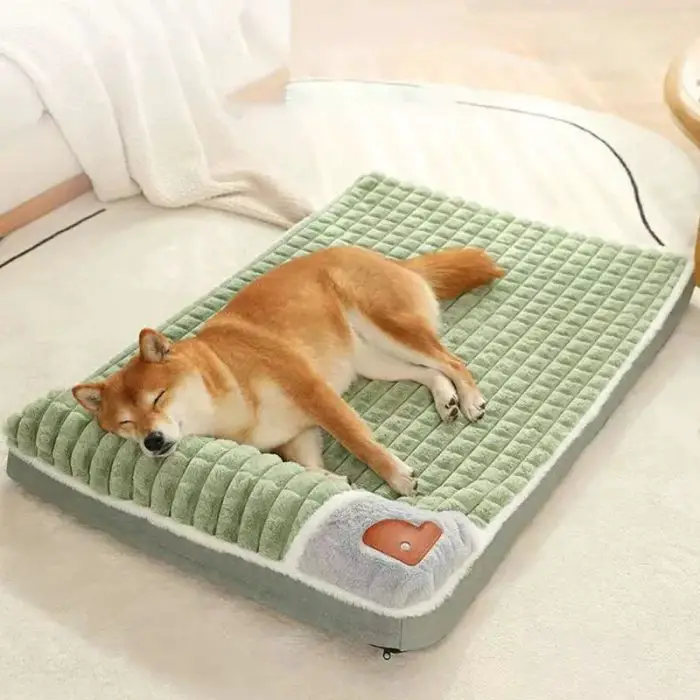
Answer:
xmin=1 ymin=82 xmax=700 ymax=699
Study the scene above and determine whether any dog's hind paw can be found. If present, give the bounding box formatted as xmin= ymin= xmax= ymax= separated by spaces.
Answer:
xmin=461 ymin=388 xmax=487 ymax=422
xmin=437 ymin=393 xmax=460 ymax=423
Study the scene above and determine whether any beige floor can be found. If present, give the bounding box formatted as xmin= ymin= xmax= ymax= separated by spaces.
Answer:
xmin=293 ymin=0 xmax=700 ymax=150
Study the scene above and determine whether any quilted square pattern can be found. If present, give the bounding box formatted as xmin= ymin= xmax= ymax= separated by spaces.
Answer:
xmin=5 ymin=174 xmax=688 ymax=558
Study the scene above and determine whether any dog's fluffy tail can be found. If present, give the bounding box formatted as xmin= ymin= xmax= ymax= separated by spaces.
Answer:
xmin=398 ymin=248 xmax=504 ymax=300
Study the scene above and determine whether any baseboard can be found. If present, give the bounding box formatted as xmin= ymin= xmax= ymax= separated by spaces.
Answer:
xmin=0 ymin=174 xmax=93 ymax=238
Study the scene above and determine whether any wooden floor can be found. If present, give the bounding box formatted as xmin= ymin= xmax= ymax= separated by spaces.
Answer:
xmin=293 ymin=0 xmax=700 ymax=151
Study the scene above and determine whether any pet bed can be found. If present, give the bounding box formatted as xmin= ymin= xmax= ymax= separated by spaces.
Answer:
xmin=4 ymin=174 xmax=693 ymax=652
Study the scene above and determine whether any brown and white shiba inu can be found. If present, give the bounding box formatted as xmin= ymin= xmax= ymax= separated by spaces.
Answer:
xmin=73 ymin=246 xmax=503 ymax=495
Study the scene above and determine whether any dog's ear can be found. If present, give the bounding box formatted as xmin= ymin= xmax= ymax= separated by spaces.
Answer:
xmin=72 ymin=383 xmax=104 ymax=414
xmin=139 ymin=328 xmax=171 ymax=363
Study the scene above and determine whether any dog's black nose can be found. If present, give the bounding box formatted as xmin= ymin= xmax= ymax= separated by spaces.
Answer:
xmin=144 ymin=431 xmax=165 ymax=453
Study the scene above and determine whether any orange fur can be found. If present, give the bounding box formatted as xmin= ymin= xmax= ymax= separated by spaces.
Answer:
xmin=73 ymin=245 xmax=503 ymax=494
xmin=399 ymin=247 xmax=505 ymax=299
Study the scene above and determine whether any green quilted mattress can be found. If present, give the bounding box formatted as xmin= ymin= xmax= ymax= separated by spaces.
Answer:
xmin=4 ymin=174 xmax=693 ymax=651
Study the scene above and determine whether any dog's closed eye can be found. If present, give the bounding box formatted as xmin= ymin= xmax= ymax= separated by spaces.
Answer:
xmin=153 ymin=390 xmax=166 ymax=408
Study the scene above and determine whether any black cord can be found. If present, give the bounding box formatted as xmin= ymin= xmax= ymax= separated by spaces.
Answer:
xmin=0 ymin=208 xmax=106 ymax=272
xmin=295 ymin=78 xmax=666 ymax=247
xmin=448 ymin=100 xmax=665 ymax=247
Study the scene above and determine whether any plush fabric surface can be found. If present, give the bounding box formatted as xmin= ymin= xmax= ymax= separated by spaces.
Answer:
xmin=4 ymin=174 xmax=687 ymax=560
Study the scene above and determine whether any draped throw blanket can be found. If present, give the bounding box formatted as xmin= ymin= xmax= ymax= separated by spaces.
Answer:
xmin=0 ymin=0 xmax=311 ymax=228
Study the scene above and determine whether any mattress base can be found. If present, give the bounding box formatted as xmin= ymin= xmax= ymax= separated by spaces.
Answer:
xmin=7 ymin=270 xmax=692 ymax=651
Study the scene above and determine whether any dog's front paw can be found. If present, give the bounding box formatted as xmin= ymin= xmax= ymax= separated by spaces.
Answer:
xmin=388 ymin=459 xmax=417 ymax=496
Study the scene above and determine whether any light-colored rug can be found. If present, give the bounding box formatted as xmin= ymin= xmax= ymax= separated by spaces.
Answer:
xmin=293 ymin=0 xmax=700 ymax=150
xmin=1 ymin=82 xmax=700 ymax=699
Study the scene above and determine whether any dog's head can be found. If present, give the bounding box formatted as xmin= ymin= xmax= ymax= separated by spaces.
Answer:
xmin=72 ymin=329 xmax=200 ymax=458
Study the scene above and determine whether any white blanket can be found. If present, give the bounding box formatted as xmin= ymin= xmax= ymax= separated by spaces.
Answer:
xmin=0 ymin=0 xmax=310 ymax=228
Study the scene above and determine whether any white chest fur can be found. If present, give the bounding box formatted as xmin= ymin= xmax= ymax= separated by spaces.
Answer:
xmin=167 ymin=375 xmax=216 ymax=435
xmin=173 ymin=352 xmax=359 ymax=451
xmin=248 ymin=382 xmax=312 ymax=450
xmin=249 ymin=354 xmax=357 ymax=451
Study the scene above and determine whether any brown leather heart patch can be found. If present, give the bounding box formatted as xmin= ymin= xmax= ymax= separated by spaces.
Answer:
xmin=362 ymin=519 xmax=443 ymax=566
